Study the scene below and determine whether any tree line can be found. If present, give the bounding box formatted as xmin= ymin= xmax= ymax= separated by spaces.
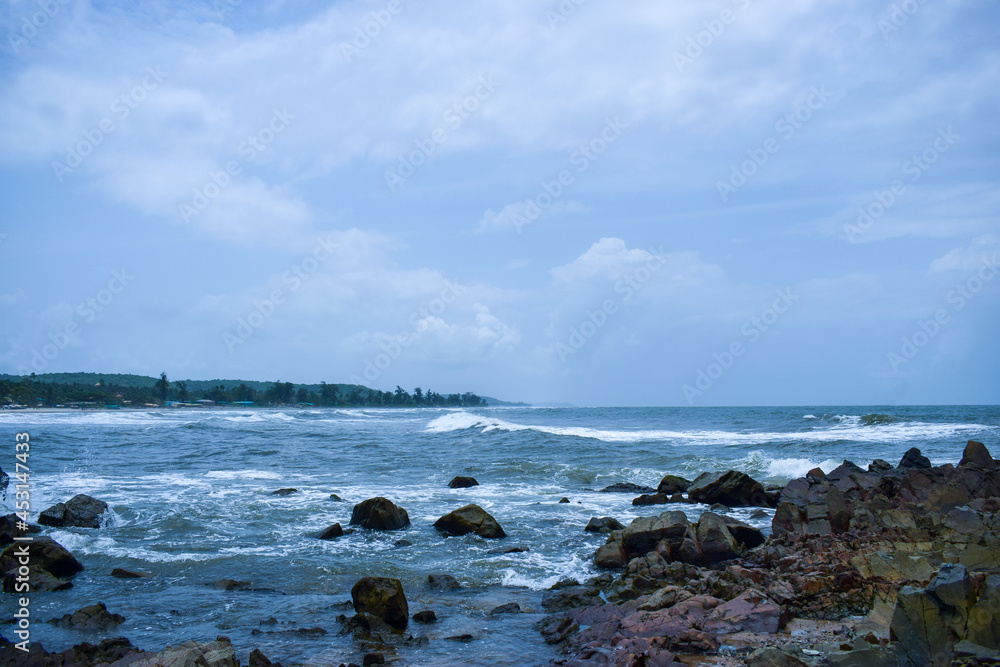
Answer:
xmin=0 ymin=374 xmax=486 ymax=408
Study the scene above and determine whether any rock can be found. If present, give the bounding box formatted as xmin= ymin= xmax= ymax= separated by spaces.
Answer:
xmin=330 ymin=493 xmax=344 ymax=501
xmin=488 ymin=545 xmax=529 ymax=554
xmin=687 ymin=470 xmax=770 ymax=507
xmin=585 ymin=517 xmax=625 ymax=534
xmin=448 ymin=476 xmax=479 ymax=488
xmin=709 ymin=503 xmax=729 ymax=512
xmin=363 ymin=653 xmax=385 ymax=666
xmin=558 ymin=497 xmax=570 ymax=503
xmin=38 ymin=493 xmax=109 ymax=528
xmin=412 ymin=610 xmax=437 ymax=624
xmin=722 ymin=516 xmax=766 ymax=549
xmin=0 ymin=636 xmax=145 ymax=667
xmin=0 ymin=535 xmax=84 ymax=578
xmin=248 ymin=648 xmax=273 ymax=667
xmin=959 ymin=440 xmax=997 ymax=469
xmin=210 ymin=579 xmax=252 ymax=591
xmin=0 ymin=466 xmax=6 ymax=500
xmin=351 ymin=577 xmax=408 ymax=630
xmin=489 ymin=602 xmax=521 ymax=615
xmin=49 ymin=602 xmax=125 ymax=631
xmin=967 ymin=574 xmax=1000 ymax=652
xmin=599 ymin=482 xmax=657 ymax=494
xmin=0 ymin=513 xmax=40 ymax=546
xmin=394 ymin=539 xmax=413 ymax=548
xmin=315 ymin=523 xmax=345 ymax=539
xmin=622 ymin=511 xmax=690 ymax=557
xmin=657 ymin=474 xmax=691 ymax=495
xmin=111 ymin=567 xmax=153 ymax=578
xmin=869 ymin=459 xmax=893 ymax=474
xmin=140 ymin=638 xmax=238 ymax=667
xmin=633 ymin=493 xmax=669 ymax=506
xmin=702 ymin=590 xmax=786 ymax=634
xmin=433 ymin=504 xmax=506 ymax=539
xmin=594 ymin=540 xmax=628 ymax=570
xmin=272 ymin=488 xmax=298 ymax=496
xmin=746 ymin=647 xmax=811 ymax=667
xmin=750 ymin=509 xmax=769 ymax=519
xmin=694 ymin=512 xmax=739 ymax=564
xmin=349 ymin=497 xmax=410 ymax=531
xmin=897 ymin=447 xmax=931 ymax=470
xmin=428 ymin=573 xmax=460 ymax=590
xmin=3 ymin=565 xmax=74 ymax=592
xmin=806 ymin=467 xmax=826 ymax=480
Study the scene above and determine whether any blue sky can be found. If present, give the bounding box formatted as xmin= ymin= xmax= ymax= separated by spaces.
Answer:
xmin=1 ymin=0 xmax=998 ymax=406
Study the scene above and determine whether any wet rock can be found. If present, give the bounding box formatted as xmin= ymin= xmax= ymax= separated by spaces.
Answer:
xmin=750 ymin=509 xmax=769 ymax=519
xmin=746 ymin=647 xmax=811 ymax=667
xmin=0 ymin=635 xmax=145 ymax=667
xmin=393 ymin=539 xmax=413 ymax=548
xmin=351 ymin=576 xmax=408 ymax=630
xmin=0 ymin=535 xmax=84 ymax=579
xmin=412 ymin=610 xmax=437 ymax=624
xmin=594 ymin=538 xmax=628 ymax=570
xmin=559 ymin=497 xmax=571 ymax=503
xmin=4 ymin=565 xmax=74 ymax=592
xmin=38 ymin=493 xmax=109 ymax=528
xmin=428 ymin=573 xmax=460 ymax=590
xmin=49 ymin=602 xmax=125 ymax=631
xmin=868 ymin=459 xmax=893 ymax=474
xmin=272 ymin=488 xmax=298 ymax=496
xmin=0 ymin=513 xmax=40 ymax=546
xmin=709 ymin=503 xmax=729 ymax=512
xmin=210 ymin=579 xmax=252 ymax=591
xmin=248 ymin=648 xmax=274 ymax=667
xmin=585 ymin=517 xmax=624 ymax=534
xmin=599 ymin=482 xmax=656 ymax=494
xmin=542 ymin=582 xmax=603 ymax=612
xmin=363 ymin=653 xmax=385 ymax=666
xmin=622 ymin=511 xmax=690 ymax=557
xmin=433 ymin=504 xmax=506 ymax=539
xmin=489 ymin=602 xmax=521 ymax=616
xmin=702 ymin=590 xmax=786 ymax=634
xmin=536 ymin=615 xmax=580 ymax=644
xmin=488 ymin=545 xmax=529 ymax=554
xmin=448 ymin=476 xmax=479 ymax=488
xmin=959 ymin=440 xmax=997 ymax=469
xmin=0 ymin=466 xmax=6 ymax=500
xmin=687 ymin=470 xmax=771 ymax=507
xmin=330 ymin=493 xmax=344 ymax=501
xmin=445 ymin=634 xmax=475 ymax=642
xmin=349 ymin=497 xmax=410 ymax=531
xmin=633 ymin=493 xmax=669 ymax=506
xmin=897 ymin=447 xmax=931 ymax=470
xmin=111 ymin=567 xmax=153 ymax=578
xmin=315 ymin=523 xmax=345 ymax=539
xmin=657 ymin=474 xmax=691 ymax=495
xmin=722 ymin=516 xmax=766 ymax=549
xmin=695 ymin=512 xmax=739 ymax=564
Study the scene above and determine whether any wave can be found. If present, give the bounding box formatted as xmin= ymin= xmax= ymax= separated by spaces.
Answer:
xmin=426 ymin=412 xmax=989 ymax=446
xmin=860 ymin=413 xmax=900 ymax=426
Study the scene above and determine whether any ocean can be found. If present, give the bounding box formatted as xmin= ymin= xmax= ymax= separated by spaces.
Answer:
xmin=1 ymin=405 xmax=997 ymax=665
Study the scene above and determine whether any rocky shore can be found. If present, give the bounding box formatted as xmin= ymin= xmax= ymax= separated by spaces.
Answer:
xmin=1 ymin=440 xmax=998 ymax=666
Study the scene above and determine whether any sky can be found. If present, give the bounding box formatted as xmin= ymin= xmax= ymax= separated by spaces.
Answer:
xmin=0 ymin=0 xmax=998 ymax=407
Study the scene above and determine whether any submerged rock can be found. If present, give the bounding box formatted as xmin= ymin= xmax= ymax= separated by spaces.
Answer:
xmin=412 ymin=610 xmax=437 ymax=624
xmin=599 ymin=482 xmax=657 ymax=494
xmin=434 ymin=504 xmax=506 ymax=539
xmin=351 ymin=577 xmax=408 ymax=630
xmin=38 ymin=494 xmax=109 ymax=528
xmin=428 ymin=573 xmax=461 ymax=590
xmin=49 ymin=602 xmax=125 ymax=631
xmin=272 ymin=488 xmax=298 ymax=496
xmin=111 ymin=567 xmax=153 ymax=579
xmin=349 ymin=497 xmax=410 ymax=531
xmin=489 ymin=602 xmax=521 ymax=616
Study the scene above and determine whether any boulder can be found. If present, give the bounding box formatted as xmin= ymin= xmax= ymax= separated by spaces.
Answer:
xmin=959 ymin=440 xmax=997 ymax=469
xmin=248 ymin=648 xmax=273 ymax=667
xmin=632 ymin=493 xmax=669 ymax=506
xmin=657 ymin=475 xmax=691 ymax=495
xmin=433 ymin=504 xmax=506 ymax=539
xmin=111 ymin=567 xmax=153 ymax=579
xmin=622 ymin=511 xmax=690 ymax=557
xmin=0 ymin=513 xmax=40 ymax=546
xmin=272 ymin=488 xmax=298 ymax=496
xmin=349 ymin=497 xmax=410 ymax=531
xmin=428 ymin=573 xmax=460 ymax=590
xmin=599 ymin=482 xmax=657 ymax=494
xmin=585 ymin=517 xmax=624 ymax=534
xmin=694 ymin=512 xmax=739 ymax=564
xmin=687 ymin=470 xmax=770 ymax=507
xmin=594 ymin=538 xmax=628 ymax=570
xmin=448 ymin=476 xmax=479 ymax=488
xmin=38 ymin=494 xmax=109 ymax=528
xmin=869 ymin=459 xmax=894 ymax=473
xmin=351 ymin=576 xmax=409 ymax=630
xmin=315 ymin=523 xmax=345 ymax=539
xmin=49 ymin=602 xmax=125 ymax=631
xmin=0 ymin=535 xmax=84 ymax=578
xmin=489 ymin=602 xmax=521 ymax=616
xmin=413 ymin=610 xmax=437 ymax=624
xmin=722 ymin=516 xmax=766 ymax=549
xmin=897 ymin=447 xmax=931 ymax=470
xmin=136 ymin=638 xmax=237 ymax=667
xmin=3 ymin=565 xmax=74 ymax=592
xmin=558 ymin=497 xmax=570 ymax=503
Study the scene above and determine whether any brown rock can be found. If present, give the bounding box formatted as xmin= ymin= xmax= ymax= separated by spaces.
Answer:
xmin=433 ymin=504 xmax=505 ymax=539
xmin=351 ymin=576 xmax=408 ymax=630
xmin=0 ymin=535 xmax=84 ymax=578
xmin=702 ymin=590 xmax=785 ymax=634
xmin=349 ymin=497 xmax=410 ymax=531
xmin=693 ymin=512 xmax=738 ymax=564
xmin=657 ymin=475 xmax=691 ymax=495
xmin=49 ymin=602 xmax=125 ymax=631
xmin=585 ymin=517 xmax=624 ymax=533
xmin=959 ymin=440 xmax=997 ymax=469
xmin=687 ymin=470 xmax=770 ymax=507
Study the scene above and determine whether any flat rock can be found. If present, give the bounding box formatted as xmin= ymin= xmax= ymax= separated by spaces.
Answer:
xmin=702 ymin=590 xmax=785 ymax=634
xmin=633 ymin=493 xmax=669 ymax=506
xmin=272 ymin=488 xmax=298 ymax=496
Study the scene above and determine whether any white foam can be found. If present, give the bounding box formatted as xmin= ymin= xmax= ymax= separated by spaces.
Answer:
xmin=765 ymin=457 xmax=841 ymax=478
xmin=204 ymin=469 xmax=283 ymax=480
